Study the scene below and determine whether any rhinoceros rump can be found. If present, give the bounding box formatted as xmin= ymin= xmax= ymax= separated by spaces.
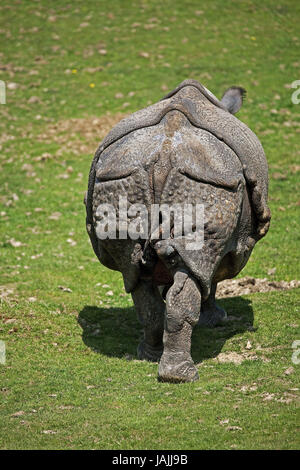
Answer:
xmin=85 ymin=80 xmax=271 ymax=383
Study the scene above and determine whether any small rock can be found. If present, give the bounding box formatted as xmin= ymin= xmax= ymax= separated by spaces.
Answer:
xmin=58 ymin=286 xmax=72 ymax=293
xmin=11 ymin=410 xmax=25 ymax=417
xmin=4 ymin=318 xmax=17 ymax=324
xmin=219 ymin=418 xmax=229 ymax=426
xmin=28 ymin=96 xmax=40 ymax=104
xmin=7 ymin=82 xmax=18 ymax=90
xmin=48 ymin=212 xmax=61 ymax=221
xmin=8 ymin=238 xmax=23 ymax=247
xmin=226 ymin=426 xmax=242 ymax=431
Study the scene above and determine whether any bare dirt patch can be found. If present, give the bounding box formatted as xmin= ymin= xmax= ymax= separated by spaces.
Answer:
xmin=214 ymin=351 xmax=270 ymax=365
xmin=37 ymin=113 xmax=126 ymax=157
xmin=217 ymin=277 xmax=300 ymax=298
xmin=0 ymin=285 xmax=15 ymax=299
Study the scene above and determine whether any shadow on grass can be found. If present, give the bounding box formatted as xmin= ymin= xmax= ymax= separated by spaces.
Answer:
xmin=192 ymin=296 xmax=254 ymax=363
xmin=78 ymin=296 xmax=254 ymax=363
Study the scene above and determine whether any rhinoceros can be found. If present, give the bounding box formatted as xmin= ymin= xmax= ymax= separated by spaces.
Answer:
xmin=85 ymin=79 xmax=271 ymax=383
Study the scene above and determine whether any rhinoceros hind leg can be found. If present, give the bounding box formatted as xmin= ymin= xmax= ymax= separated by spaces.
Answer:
xmin=131 ymin=280 xmax=165 ymax=362
xmin=158 ymin=271 xmax=201 ymax=383
xmin=198 ymin=283 xmax=227 ymax=328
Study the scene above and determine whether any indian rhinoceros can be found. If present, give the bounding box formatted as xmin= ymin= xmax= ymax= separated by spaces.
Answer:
xmin=85 ymin=79 xmax=271 ymax=383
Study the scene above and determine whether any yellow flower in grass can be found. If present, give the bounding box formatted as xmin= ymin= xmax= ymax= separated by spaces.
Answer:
xmin=72 ymin=69 xmax=77 ymax=74
xmin=89 ymin=83 xmax=95 ymax=88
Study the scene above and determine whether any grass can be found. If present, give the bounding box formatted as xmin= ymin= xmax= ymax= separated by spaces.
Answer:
xmin=0 ymin=0 xmax=299 ymax=450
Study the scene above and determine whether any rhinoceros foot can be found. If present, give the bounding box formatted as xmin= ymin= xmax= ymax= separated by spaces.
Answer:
xmin=158 ymin=352 xmax=199 ymax=383
xmin=198 ymin=304 xmax=227 ymax=328
xmin=137 ymin=340 xmax=163 ymax=362
xmin=198 ymin=283 xmax=227 ymax=328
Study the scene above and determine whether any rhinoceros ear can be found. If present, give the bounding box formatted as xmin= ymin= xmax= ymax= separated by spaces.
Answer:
xmin=221 ymin=86 xmax=246 ymax=114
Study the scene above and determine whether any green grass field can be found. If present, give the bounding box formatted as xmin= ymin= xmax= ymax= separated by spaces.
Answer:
xmin=0 ymin=0 xmax=299 ymax=450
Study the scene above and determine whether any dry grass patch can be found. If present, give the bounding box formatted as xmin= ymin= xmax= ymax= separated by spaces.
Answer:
xmin=37 ymin=113 xmax=126 ymax=157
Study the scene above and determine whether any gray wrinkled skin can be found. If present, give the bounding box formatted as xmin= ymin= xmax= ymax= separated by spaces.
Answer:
xmin=85 ymin=79 xmax=271 ymax=383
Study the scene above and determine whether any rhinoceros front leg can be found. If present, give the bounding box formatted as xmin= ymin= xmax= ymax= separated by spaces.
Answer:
xmin=158 ymin=270 xmax=201 ymax=383
xmin=198 ymin=283 xmax=227 ymax=328
xmin=131 ymin=280 xmax=165 ymax=362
